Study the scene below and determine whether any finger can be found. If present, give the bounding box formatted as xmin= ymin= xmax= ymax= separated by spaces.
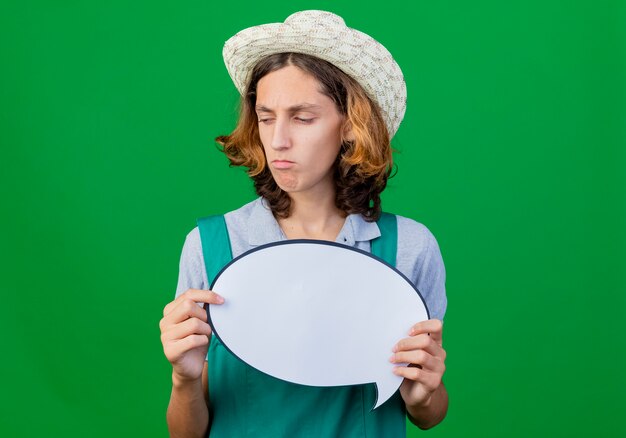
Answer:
xmin=165 ymin=289 xmax=225 ymax=315
xmin=392 ymin=366 xmax=441 ymax=391
xmin=390 ymin=350 xmax=445 ymax=374
xmin=393 ymin=334 xmax=444 ymax=358
xmin=408 ymin=319 xmax=443 ymax=344
xmin=162 ymin=297 xmax=211 ymax=327
xmin=161 ymin=317 xmax=213 ymax=343
xmin=166 ymin=335 xmax=211 ymax=361
xmin=408 ymin=319 xmax=443 ymax=337
xmin=164 ymin=289 xmax=224 ymax=319
xmin=163 ymin=289 xmax=224 ymax=317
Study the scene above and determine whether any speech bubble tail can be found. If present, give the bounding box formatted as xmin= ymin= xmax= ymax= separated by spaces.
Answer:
xmin=372 ymin=374 xmax=403 ymax=410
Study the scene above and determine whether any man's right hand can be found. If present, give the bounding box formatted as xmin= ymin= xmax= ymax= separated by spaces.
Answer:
xmin=160 ymin=288 xmax=225 ymax=383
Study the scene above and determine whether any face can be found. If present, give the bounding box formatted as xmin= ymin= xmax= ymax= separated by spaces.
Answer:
xmin=255 ymin=65 xmax=351 ymax=196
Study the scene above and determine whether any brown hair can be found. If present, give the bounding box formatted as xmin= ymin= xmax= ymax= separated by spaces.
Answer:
xmin=215 ymin=52 xmax=394 ymax=221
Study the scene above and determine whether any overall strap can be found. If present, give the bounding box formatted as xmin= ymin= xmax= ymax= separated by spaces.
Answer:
xmin=364 ymin=212 xmax=405 ymax=436
xmin=371 ymin=212 xmax=398 ymax=266
xmin=196 ymin=215 xmax=233 ymax=286
xmin=198 ymin=212 xmax=397 ymax=281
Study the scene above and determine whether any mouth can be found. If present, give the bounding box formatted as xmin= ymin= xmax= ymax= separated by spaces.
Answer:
xmin=271 ymin=160 xmax=295 ymax=170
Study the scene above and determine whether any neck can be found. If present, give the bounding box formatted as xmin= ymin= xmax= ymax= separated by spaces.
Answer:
xmin=277 ymin=185 xmax=346 ymax=241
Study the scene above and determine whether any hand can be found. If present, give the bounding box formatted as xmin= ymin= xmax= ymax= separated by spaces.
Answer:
xmin=390 ymin=319 xmax=446 ymax=408
xmin=159 ymin=288 xmax=224 ymax=383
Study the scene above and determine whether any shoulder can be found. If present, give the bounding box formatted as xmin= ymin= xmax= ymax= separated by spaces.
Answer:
xmin=395 ymin=215 xmax=444 ymax=266
xmin=393 ymin=213 xmax=444 ymax=278
xmin=176 ymin=199 xmax=261 ymax=297
xmin=196 ymin=197 xmax=261 ymax=228
xmin=185 ymin=198 xmax=261 ymax=254
xmin=395 ymin=215 xmax=439 ymax=252
xmin=175 ymin=226 xmax=205 ymax=298
xmin=223 ymin=197 xmax=263 ymax=240
xmin=392 ymin=213 xmax=447 ymax=321
xmin=182 ymin=226 xmax=202 ymax=254
xmin=190 ymin=197 xmax=263 ymax=248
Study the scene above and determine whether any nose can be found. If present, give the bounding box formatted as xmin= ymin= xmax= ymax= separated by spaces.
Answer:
xmin=270 ymin=117 xmax=291 ymax=151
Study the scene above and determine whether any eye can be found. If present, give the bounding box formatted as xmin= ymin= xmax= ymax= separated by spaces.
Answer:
xmin=295 ymin=117 xmax=314 ymax=124
xmin=258 ymin=118 xmax=274 ymax=124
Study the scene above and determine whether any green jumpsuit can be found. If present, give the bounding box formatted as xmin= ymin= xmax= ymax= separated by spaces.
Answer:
xmin=197 ymin=213 xmax=407 ymax=437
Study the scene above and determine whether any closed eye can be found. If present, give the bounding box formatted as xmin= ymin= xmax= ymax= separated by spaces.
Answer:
xmin=258 ymin=117 xmax=315 ymax=124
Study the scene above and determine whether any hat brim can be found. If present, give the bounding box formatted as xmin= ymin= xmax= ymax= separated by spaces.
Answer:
xmin=222 ymin=10 xmax=407 ymax=138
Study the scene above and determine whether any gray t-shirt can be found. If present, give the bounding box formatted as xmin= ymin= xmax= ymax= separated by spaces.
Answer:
xmin=175 ymin=197 xmax=447 ymax=320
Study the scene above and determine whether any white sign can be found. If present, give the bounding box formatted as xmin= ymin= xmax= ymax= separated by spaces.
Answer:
xmin=208 ymin=240 xmax=429 ymax=409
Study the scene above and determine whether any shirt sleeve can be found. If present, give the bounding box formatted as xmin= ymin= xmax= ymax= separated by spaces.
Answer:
xmin=175 ymin=227 xmax=211 ymax=361
xmin=175 ymin=226 xmax=208 ymax=299
xmin=396 ymin=216 xmax=448 ymax=322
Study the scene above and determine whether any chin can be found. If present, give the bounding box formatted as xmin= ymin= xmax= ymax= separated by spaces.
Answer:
xmin=272 ymin=175 xmax=300 ymax=192
xmin=277 ymin=185 xmax=300 ymax=194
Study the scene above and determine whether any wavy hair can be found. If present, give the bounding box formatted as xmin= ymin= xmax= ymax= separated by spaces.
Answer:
xmin=215 ymin=52 xmax=394 ymax=221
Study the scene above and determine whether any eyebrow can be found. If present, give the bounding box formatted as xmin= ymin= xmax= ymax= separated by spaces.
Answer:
xmin=255 ymin=103 xmax=323 ymax=113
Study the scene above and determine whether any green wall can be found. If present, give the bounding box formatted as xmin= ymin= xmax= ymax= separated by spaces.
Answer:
xmin=1 ymin=1 xmax=624 ymax=436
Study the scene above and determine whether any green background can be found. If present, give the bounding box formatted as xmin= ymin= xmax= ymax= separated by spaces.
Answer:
xmin=1 ymin=0 xmax=624 ymax=436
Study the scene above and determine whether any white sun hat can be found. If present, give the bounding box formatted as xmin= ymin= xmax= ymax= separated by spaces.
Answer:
xmin=222 ymin=10 xmax=407 ymax=138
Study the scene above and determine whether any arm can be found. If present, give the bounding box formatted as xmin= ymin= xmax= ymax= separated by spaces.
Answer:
xmin=406 ymin=380 xmax=448 ymax=429
xmin=160 ymin=289 xmax=224 ymax=437
xmin=392 ymin=219 xmax=449 ymax=427
xmin=166 ymin=362 xmax=210 ymax=438
xmin=391 ymin=319 xmax=448 ymax=429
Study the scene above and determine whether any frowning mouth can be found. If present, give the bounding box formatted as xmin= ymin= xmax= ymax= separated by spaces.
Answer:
xmin=271 ymin=160 xmax=295 ymax=169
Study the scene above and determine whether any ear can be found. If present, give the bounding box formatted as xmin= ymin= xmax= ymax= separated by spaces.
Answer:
xmin=342 ymin=120 xmax=355 ymax=142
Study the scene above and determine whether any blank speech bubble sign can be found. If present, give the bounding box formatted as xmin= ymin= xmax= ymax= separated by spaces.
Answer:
xmin=207 ymin=240 xmax=429 ymax=409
